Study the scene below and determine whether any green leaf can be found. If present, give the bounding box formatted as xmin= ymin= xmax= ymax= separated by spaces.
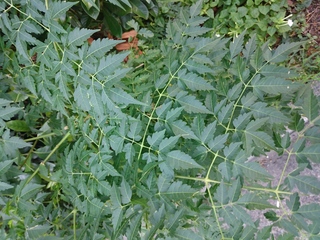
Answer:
xmin=208 ymin=134 xmax=229 ymax=152
xmin=214 ymin=181 xmax=229 ymax=204
xmin=190 ymin=0 xmax=203 ymax=18
xmin=0 ymin=160 xmax=14 ymax=175
xmin=160 ymin=181 xmax=196 ymax=200
xmin=297 ymin=203 xmax=320 ymax=222
xmin=228 ymin=177 xmax=242 ymax=202
xmin=219 ymin=161 xmax=233 ymax=181
xmin=87 ymin=38 xmax=123 ymax=59
xmin=145 ymin=205 xmax=165 ymax=239
xmin=235 ymin=156 xmax=273 ymax=181
xmin=159 ymin=136 xmax=180 ymax=153
xmin=230 ymin=31 xmax=245 ymax=59
xmin=166 ymin=150 xmax=204 ymax=170
xmin=178 ymin=69 xmax=214 ymax=91
xmin=1 ymin=131 xmax=32 ymax=156
xmin=287 ymin=175 xmax=320 ymax=194
xmin=107 ymin=88 xmax=146 ymax=106
xmin=26 ymin=225 xmax=52 ymax=239
xmin=20 ymin=183 xmax=44 ymax=199
xmin=166 ymin=208 xmax=185 ymax=232
xmin=171 ymin=120 xmax=197 ymax=139
xmin=233 ymin=205 xmax=255 ymax=226
xmin=251 ymin=102 xmax=290 ymax=124
xmin=131 ymin=0 xmax=149 ymax=19
xmin=200 ymin=121 xmax=217 ymax=144
xmin=177 ymin=94 xmax=212 ymax=114
xmin=147 ymin=129 xmax=166 ymax=148
xmin=233 ymin=112 xmax=252 ymax=130
xmin=68 ymin=28 xmax=98 ymax=47
xmin=6 ymin=120 xmax=31 ymax=132
xmin=268 ymin=42 xmax=304 ymax=63
xmin=0 ymin=106 xmax=22 ymax=121
xmin=287 ymin=192 xmax=300 ymax=212
xmin=74 ymin=85 xmax=91 ymax=111
xmin=298 ymin=144 xmax=320 ymax=163
xmin=81 ymin=0 xmax=100 ymax=19
xmin=238 ymin=193 xmax=275 ymax=210
xmin=302 ymin=87 xmax=319 ymax=122
xmin=120 ymin=179 xmax=132 ymax=204
xmin=174 ymin=229 xmax=203 ymax=240
xmin=218 ymin=102 xmax=234 ymax=124
xmin=278 ymin=219 xmax=299 ymax=236
xmin=0 ymin=182 xmax=14 ymax=191
xmin=50 ymin=1 xmax=77 ymax=19
xmin=252 ymin=77 xmax=301 ymax=95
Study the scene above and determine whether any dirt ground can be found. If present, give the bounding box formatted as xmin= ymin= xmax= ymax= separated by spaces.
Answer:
xmin=303 ymin=0 xmax=320 ymax=45
xmin=247 ymin=2 xmax=320 ymax=237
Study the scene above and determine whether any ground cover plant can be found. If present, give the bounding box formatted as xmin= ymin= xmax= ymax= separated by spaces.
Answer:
xmin=0 ymin=0 xmax=320 ymax=239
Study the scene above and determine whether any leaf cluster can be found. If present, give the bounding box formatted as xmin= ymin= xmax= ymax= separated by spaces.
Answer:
xmin=0 ymin=0 xmax=320 ymax=239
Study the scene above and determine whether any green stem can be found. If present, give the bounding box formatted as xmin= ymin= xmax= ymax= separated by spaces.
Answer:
xmin=24 ymin=132 xmax=71 ymax=186
xmin=25 ymin=132 xmax=57 ymax=142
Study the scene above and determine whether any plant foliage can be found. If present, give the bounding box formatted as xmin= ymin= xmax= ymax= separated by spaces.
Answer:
xmin=0 ymin=0 xmax=320 ymax=239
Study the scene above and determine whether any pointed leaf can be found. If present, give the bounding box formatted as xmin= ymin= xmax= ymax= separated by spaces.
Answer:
xmin=160 ymin=181 xmax=196 ymax=200
xmin=178 ymin=69 xmax=214 ymax=91
xmin=230 ymin=31 xmax=245 ymax=59
xmin=108 ymin=88 xmax=146 ymax=106
xmin=177 ymin=95 xmax=212 ymax=114
xmin=166 ymin=150 xmax=204 ymax=170
xmin=120 ymin=179 xmax=132 ymax=204
xmin=287 ymin=175 xmax=320 ymax=194
xmin=68 ymin=28 xmax=98 ymax=46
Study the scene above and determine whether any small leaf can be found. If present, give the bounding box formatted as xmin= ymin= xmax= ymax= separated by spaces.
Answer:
xmin=208 ymin=134 xmax=229 ymax=152
xmin=6 ymin=120 xmax=30 ymax=132
xmin=131 ymin=0 xmax=149 ymax=19
xmin=286 ymin=192 xmax=300 ymax=212
xmin=190 ymin=0 xmax=203 ymax=18
xmin=120 ymin=179 xmax=132 ymax=204
xmin=159 ymin=136 xmax=180 ymax=153
xmin=287 ymin=175 xmax=320 ymax=194
xmin=264 ymin=210 xmax=279 ymax=221
xmin=108 ymin=88 xmax=146 ymax=106
xmin=74 ymin=85 xmax=91 ymax=111
xmin=200 ymin=121 xmax=217 ymax=144
xmin=238 ymin=193 xmax=275 ymax=210
xmin=147 ymin=129 xmax=166 ymax=148
xmin=218 ymin=102 xmax=234 ymax=124
xmin=50 ymin=1 xmax=77 ymax=19
xmin=269 ymin=42 xmax=304 ymax=63
xmin=297 ymin=203 xmax=320 ymax=222
xmin=302 ymin=87 xmax=319 ymax=122
xmin=0 ymin=160 xmax=14 ymax=175
xmin=87 ymin=38 xmax=124 ymax=59
xmin=278 ymin=219 xmax=299 ymax=236
xmin=235 ymin=157 xmax=273 ymax=181
xmin=0 ymin=182 xmax=13 ymax=191
xmin=68 ymin=28 xmax=98 ymax=47
xmin=177 ymin=94 xmax=212 ymax=114
xmin=230 ymin=31 xmax=245 ymax=59
xmin=298 ymin=144 xmax=320 ymax=163
xmin=160 ymin=181 xmax=196 ymax=200
xmin=20 ymin=183 xmax=44 ymax=199
xmin=0 ymin=106 xmax=22 ymax=121
xmin=166 ymin=150 xmax=204 ymax=170
xmin=178 ymin=69 xmax=214 ymax=91
xmin=26 ymin=225 xmax=52 ymax=239
xmin=171 ymin=120 xmax=197 ymax=139
xmin=252 ymin=77 xmax=301 ymax=95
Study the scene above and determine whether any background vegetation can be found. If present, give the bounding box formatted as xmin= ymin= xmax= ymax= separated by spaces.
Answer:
xmin=0 ymin=0 xmax=319 ymax=239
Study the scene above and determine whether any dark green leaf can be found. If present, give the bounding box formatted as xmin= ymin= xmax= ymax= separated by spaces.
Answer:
xmin=166 ymin=150 xmax=203 ymax=170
